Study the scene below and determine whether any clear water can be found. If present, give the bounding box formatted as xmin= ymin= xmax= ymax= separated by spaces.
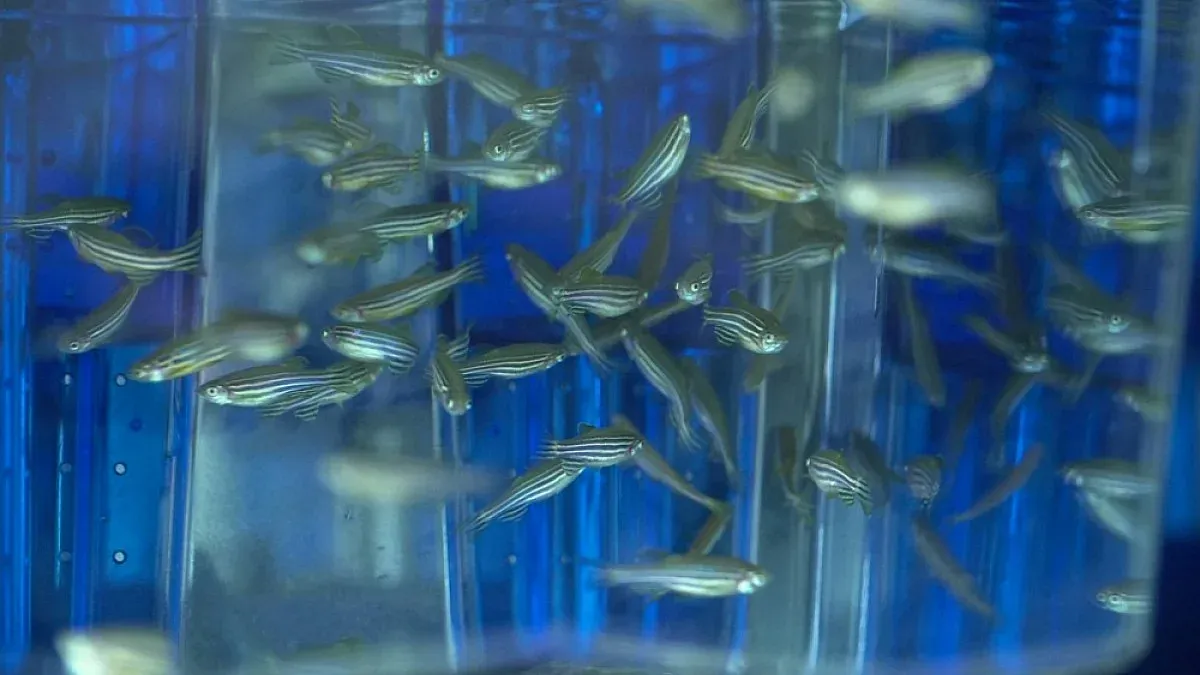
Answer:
xmin=1 ymin=1 xmax=1196 ymax=674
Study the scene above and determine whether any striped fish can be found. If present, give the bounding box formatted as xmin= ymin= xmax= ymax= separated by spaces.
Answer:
xmin=1044 ymin=284 xmax=1135 ymax=336
xmin=899 ymin=277 xmax=946 ymax=408
xmin=695 ymin=150 xmax=819 ymax=204
xmin=1060 ymin=458 xmax=1157 ymax=498
xmin=483 ymin=120 xmax=548 ymax=162
xmin=678 ymin=358 xmax=737 ymax=490
xmin=851 ymin=49 xmax=992 ymax=117
xmin=554 ymin=274 xmax=648 ymax=319
xmin=355 ymin=202 xmax=470 ymax=242
xmin=1041 ymin=108 xmax=1130 ymax=199
xmin=430 ymin=335 xmax=471 ymax=415
xmin=1077 ymin=196 xmax=1190 ymax=243
xmin=57 ymin=280 xmax=148 ymax=354
xmin=258 ymin=360 xmax=384 ymax=421
xmin=538 ymin=423 xmax=643 ymax=469
xmin=127 ymin=327 xmax=234 ymax=383
xmin=67 ymin=225 xmax=202 ymax=284
xmin=322 ymin=144 xmax=423 ymax=192
xmin=741 ymin=228 xmax=845 ymax=280
xmin=619 ymin=414 xmax=722 ymax=511
xmin=295 ymin=229 xmax=385 ymax=266
xmin=806 ymin=449 xmax=872 ymax=513
xmin=963 ymin=315 xmax=1052 ymax=374
xmin=458 ymin=343 xmax=569 ymax=385
xmin=911 ymin=516 xmax=996 ymax=619
xmin=635 ymin=178 xmax=677 ymax=290
xmin=1094 ymin=580 xmax=1152 ymax=615
xmin=321 ymin=323 xmax=419 ymax=374
xmin=464 ymin=458 xmax=583 ymax=533
xmin=511 ymin=86 xmax=569 ymax=129
xmin=328 ymin=98 xmax=374 ymax=151
xmin=845 ymin=431 xmax=904 ymax=509
xmin=674 ymin=254 xmax=714 ymax=305
xmin=904 ymin=455 xmax=943 ymax=509
xmin=256 ymin=121 xmax=352 ymax=167
xmin=621 ymin=325 xmax=701 ymax=448
xmin=613 ymin=114 xmax=691 ymax=208
xmin=869 ymin=234 xmax=997 ymax=290
xmin=702 ymin=291 xmax=788 ymax=355
xmin=198 ymin=357 xmax=328 ymax=407
xmin=1 ymin=196 xmax=130 ymax=238
xmin=332 ymin=255 xmax=484 ymax=323
xmin=272 ymin=29 xmax=442 ymax=87
xmin=560 ymin=210 xmax=639 ymax=282
xmin=425 ymin=153 xmax=561 ymax=189
xmin=596 ymin=554 xmax=769 ymax=598
xmin=433 ymin=52 xmax=534 ymax=106
xmin=1048 ymin=148 xmax=1108 ymax=214
xmin=798 ymin=149 xmax=845 ymax=199
xmin=718 ymin=79 xmax=778 ymax=156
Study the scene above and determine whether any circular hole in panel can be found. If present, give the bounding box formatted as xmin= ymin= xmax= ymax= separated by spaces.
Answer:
xmin=113 ymin=462 xmax=127 ymax=476
xmin=59 ymin=463 xmax=72 ymax=474
xmin=114 ymin=374 xmax=127 ymax=386
xmin=129 ymin=419 xmax=142 ymax=432
xmin=62 ymin=373 xmax=73 ymax=386
xmin=59 ymin=551 xmax=72 ymax=562
xmin=112 ymin=550 xmax=127 ymax=564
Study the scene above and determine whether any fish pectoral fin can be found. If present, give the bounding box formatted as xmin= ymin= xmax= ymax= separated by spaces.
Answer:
xmin=626 ymin=584 xmax=670 ymax=597
xmin=325 ymin=24 xmax=363 ymax=44
xmin=498 ymin=506 xmax=528 ymax=523
xmin=711 ymin=326 xmax=738 ymax=346
xmin=577 ymin=422 xmax=597 ymax=434
xmin=310 ymin=64 xmax=353 ymax=84
xmin=836 ymin=489 xmax=856 ymax=506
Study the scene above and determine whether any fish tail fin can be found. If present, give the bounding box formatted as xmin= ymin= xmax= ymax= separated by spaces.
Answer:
xmin=269 ymin=36 xmax=307 ymax=65
xmin=455 ymin=254 xmax=486 ymax=284
xmin=178 ymin=228 xmax=204 ymax=272
xmin=690 ymin=153 xmax=720 ymax=181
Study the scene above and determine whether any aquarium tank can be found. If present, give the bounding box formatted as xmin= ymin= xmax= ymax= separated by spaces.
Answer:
xmin=1 ymin=0 xmax=1197 ymax=673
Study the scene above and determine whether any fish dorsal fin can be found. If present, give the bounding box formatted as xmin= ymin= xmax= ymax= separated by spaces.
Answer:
xmin=726 ymin=290 xmax=753 ymax=310
xmin=279 ymin=356 xmax=309 ymax=369
xmin=634 ymin=548 xmax=670 ymax=562
xmin=118 ymin=225 xmax=158 ymax=249
xmin=577 ymin=422 xmax=597 ymax=434
xmin=326 ymin=25 xmax=363 ymax=44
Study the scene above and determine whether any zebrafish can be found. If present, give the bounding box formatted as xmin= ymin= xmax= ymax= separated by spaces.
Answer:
xmin=321 ymin=323 xmax=419 ymax=374
xmin=1045 ymin=285 xmax=1164 ymax=355
xmin=430 ymin=335 xmax=471 ymax=416
xmin=1077 ymin=196 xmax=1190 ymax=243
xmin=1094 ymin=580 xmax=1152 ymax=615
xmin=1 ymin=196 xmax=130 ymax=238
xmin=741 ymin=228 xmax=845 ymax=280
xmin=464 ymin=458 xmax=584 ymax=533
xmin=589 ymin=299 xmax=690 ymax=353
xmin=511 ymin=86 xmax=570 ymax=128
xmin=1048 ymin=147 xmax=1108 ymax=215
xmin=844 ymin=431 xmax=903 ymax=509
xmin=702 ymin=291 xmax=788 ymax=354
xmin=911 ymin=516 xmax=996 ymax=619
xmin=848 ymin=0 xmax=983 ymax=32
xmin=272 ymin=27 xmax=442 ymax=87
xmin=837 ymin=167 xmax=994 ymax=229
xmin=355 ymin=202 xmax=470 ymax=242
xmin=328 ymin=98 xmax=374 ymax=151
xmin=617 ymin=414 xmax=721 ymax=511
xmin=798 ymin=149 xmax=845 ymax=199
xmin=484 ymin=119 xmax=548 ymax=162
xmin=1075 ymin=488 xmax=1139 ymax=544
xmin=904 ymin=455 xmax=943 ymax=509
xmin=777 ymin=426 xmax=815 ymax=520
xmin=258 ymin=360 xmax=383 ymax=421
xmin=636 ymin=179 xmax=677 ymax=290
xmin=621 ymin=324 xmax=701 ymax=448
xmin=538 ymin=423 xmax=643 ymax=469
xmin=595 ymin=554 xmax=769 ymax=598
xmin=806 ymin=450 xmax=873 ymax=514
xmin=1115 ymin=386 xmax=1170 ymax=423
xmin=57 ymin=280 xmax=149 ymax=354
xmin=127 ymin=327 xmax=235 ymax=383
xmin=459 ymin=343 xmax=569 ymax=385
xmin=1041 ymin=108 xmax=1130 ymax=199
xmin=851 ymin=49 xmax=992 ymax=117
xmin=718 ymin=79 xmax=778 ymax=156
xmin=899 ymin=277 xmax=946 ymax=407
xmin=963 ymin=314 xmax=1053 ymax=374
xmin=1060 ymin=458 xmax=1157 ymax=498
xmin=257 ymin=120 xmax=354 ymax=167
xmin=295 ymin=228 xmax=385 ymax=266
xmin=322 ymin=144 xmax=423 ymax=192
xmin=554 ymin=273 xmax=649 ymax=318
xmin=714 ymin=196 xmax=775 ymax=232
xmin=620 ymin=0 xmax=748 ymax=40
xmin=560 ymin=210 xmax=639 ymax=282
xmin=208 ymin=310 xmax=310 ymax=363
xmin=679 ymin=358 xmax=738 ymax=490
xmin=67 ymin=225 xmax=202 ymax=284
xmin=433 ymin=52 xmax=534 ymax=106
xmin=425 ymin=153 xmax=562 ymax=189
xmin=316 ymin=453 xmax=501 ymax=506
xmin=695 ymin=150 xmax=820 ymax=204
xmin=950 ymin=443 xmax=1043 ymax=524
xmin=331 ymin=256 xmax=484 ymax=323
xmin=687 ymin=503 xmax=733 ymax=555
xmin=614 ymin=114 xmax=691 ymax=208
xmin=868 ymin=233 xmax=998 ymax=290
xmin=198 ymin=357 xmax=327 ymax=407
xmin=673 ymin=254 xmax=715 ymax=306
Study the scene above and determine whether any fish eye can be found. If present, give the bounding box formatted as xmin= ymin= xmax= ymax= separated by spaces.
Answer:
xmin=520 ymin=103 xmax=535 ymax=115
xmin=690 ymin=282 xmax=700 ymax=292
xmin=1095 ymin=591 xmax=1110 ymax=604
xmin=427 ymin=67 xmax=441 ymax=79
xmin=321 ymin=328 xmax=334 ymax=340
xmin=492 ymin=144 xmax=505 ymax=155
xmin=204 ymin=385 xmax=223 ymax=398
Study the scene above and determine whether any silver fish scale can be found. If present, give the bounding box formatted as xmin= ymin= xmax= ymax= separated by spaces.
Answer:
xmin=466 ymin=459 xmax=582 ymax=532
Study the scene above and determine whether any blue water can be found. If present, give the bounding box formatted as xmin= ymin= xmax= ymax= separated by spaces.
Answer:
xmin=1 ymin=0 xmax=1198 ymax=674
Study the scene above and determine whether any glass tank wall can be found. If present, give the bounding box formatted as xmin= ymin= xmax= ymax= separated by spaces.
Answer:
xmin=1 ymin=1 xmax=1197 ymax=674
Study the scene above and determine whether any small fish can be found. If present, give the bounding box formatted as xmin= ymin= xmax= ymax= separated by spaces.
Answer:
xmin=714 ymin=196 xmax=776 ymax=232
xmin=321 ymin=323 xmax=419 ymax=374
xmin=943 ymin=380 xmax=981 ymax=473
xmin=614 ymin=114 xmax=691 ymax=208
xmin=1047 ymin=147 xmax=1109 ymax=215
xmin=538 ymin=423 xmax=643 ymax=469
xmin=67 ymin=225 xmax=202 ymax=284
xmin=621 ymin=325 xmax=701 ymax=448
xmin=57 ymin=280 xmax=147 ymax=354
xmin=127 ymin=327 xmax=234 ymax=383
xmin=741 ymin=228 xmax=846 ymax=280
xmin=430 ymin=335 xmax=471 ymax=416
xmin=868 ymin=233 xmax=997 ymax=290
xmin=511 ymin=85 xmax=570 ymax=128
xmin=963 ymin=315 xmax=1053 ymax=374
xmin=272 ymin=28 xmax=442 ymax=87
xmin=898 ymin=277 xmax=946 ymax=407
xmin=1 ymin=196 xmax=130 ymax=237
xmin=257 ymin=121 xmax=352 ymax=167
xmin=321 ymin=144 xmax=423 ymax=192
xmin=950 ymin=443 xmax=1043 ymax=524
xmin=464 ymin=458 xmax=584 ymax=533
xmin=674 ymin=254 xmax=714 ymax=305
xmin=459 ymin=343 xmax=569 ymax=385
xmin=911 ymin=516 xmax=996 ymax=619
xmin=331 ymin=256 xmax=485 ymax=323
xmin=560 ymin=210 xmax=639 ymax=282
xmin=635 ymin=179 xmax=677 ymax=290
xmin=695 ymin=150 xmax=820 ymax=204
xmin=433 ymin=52 xmax=534 ymax=106
xmin=1076 ymin=196 xmax=1190 ymax=243
xmin=295 ymin=228 xmax=385 ymax=266
xmin=208 ymin=310 xmax=310 ymax=363
xmin=836 ymin=167 xmax=994 ymax=229
xmin=687 ymin=503 xmax=733 ymax=555
xmin=718 ymin=80 xmax=778 ymax=156
xmin=797 ymin=149 xmax=845 ymax=199
xmin=1045 ymin=286 xmax=1164 ymax=356
xmin=1060 ymin=458 xmax=1157 ymax=499
xmin=702 ymin=291 xmax=788 ymax=354
xmin=198 ymin=357 xmax=326 ymax=407
xmin=806 ymin=450 xmax=872 ymax=514
xmin=679 ymin=358 xmax=738 ymax=489
xmin=355 ymin=202 xmax=470 ymax=242
xmin=904 ymin=455 xmax=943 ymax=509
xmin=618 ymin=0 xmax=748 ymax=41
xmin=425 ymin=153 xmax=562 ymax=189
xmin=1041 ymin=108 xmax=1130 ymax=199
xmin=621 ymin=416 xmax=721 ymax=511
xmin=484 ymin=120 xmax=549 ymax=162
xmin=943 ymin=217 xmax=1007 ymax=246
xmin=847 ymin=0 xmax=983 ymax=32
xmin=317 ymin=453 xmax=500 ymax=505
xmin=1075 ymin=488 xmax=1139 ymax=544
xmin=554 ymin=274 xmax=649 ymax=318
xmin=56 ymin=627 xmax=170 ymax=675
xmin=1115 ymin=385 xmax=1170 ymax=423
xmin=851 ymin=49 xmax=992 ymax=117
xmin=1094 ymin=580 xmax=1152 ymax=615
xmin=595 ymin=554 xmax=769 ymax=598
xmin=844 ymin=431 xmax=903 ymax=509
xmin=259 ymin=360 xmax=383 ymax=421
xmin=328 ymin=98 xmax=374 ymax=151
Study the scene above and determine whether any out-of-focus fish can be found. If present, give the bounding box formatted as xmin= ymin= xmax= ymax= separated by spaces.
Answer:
xmin=317 ymin=453 xmax=501 ymax=505
xmin=844 ymin=431 xmax=903 ymax=509
xmin=1 ymin=196 xmax=130 ymax=238
xmin=272 ymin=27 xmax=442 ymax=87
xmin=836 ymin=167 xmax=994 ymax=229
xmin=798 ymin=149 xmax=845 ymax=200
xmin=1060 ymin=458 xmax=1157 ymax=499
xmin=688 ymin=502 xmax=733 ymax=555
xmin=898 ymin=277 xmax=946 ymax=408
xmin=484 ymin=120 xmax=549 ymax=162
xmin=714 ymin=196 xmax=775 ymax=233
xmin=1077 ymin=196 xmax=1190 ymax=244
xmin=718 ymin=79 xmax=778 ymax=156
xmin=702 ymin=291 xmax=788 ymax=355
xmin=847 ymin=0 xmax=983 ymax=32
xmin=1041 ymin=108 xmax=1130 ymax=199
xmin=868 ymin=233 xmax=998 ymax=291
xmin=851 ymin=49 xmax=992 ymax=117
xmin=963 ymin=314 xmax=1053 ymax=374
xmin=1093 ymin=580 xmax=1152 ymax=615
xmin=674 ymin=254 xmax=714 ymax=305
xmin=538 ymin=423 xmax=643 ymax=469
xmin=695 ymin=150 xmax=820 ymax=204
xmin=561 ymin=210 xmax=639 ymax=282
xmin=322 ymin=144 xmax=423 ymax=192
xmin=321 ymin=323 xmax=419 ymax=374
xmin=742 ymin=227 xmax=846 ymax=280
xmin=295 ymin=228 xmax=385 ymax=266
xmin=433 ymin=52 xmax=534 ymax=106
xmin=806 ymin=449 xmax=873 ymax=514
xmin=257 ymin=120 xmax=353 ymax=167
xmin=621 ymin=325 xmax=701 ymax=448
xmin=464 ymin=458 xmax=584 ymax=533
xmin=943 ymin=379 xmax=981 ymax=473
xmin=258 ymin=360 xmax=383 ymax=421
xmin=56 ymin=627 xmax=171 ymax=675
xmin=208 ymin=310 xmax=310 ymax=363
xmin=595 ymin=553 xmax=769 ymax=598
xmin=776 ymin=426 xmax=814 ymax=519
xmin=430 ymin=335 xmax=471 ymax=416
xmin=57 ymin=280 xmax=148 ymax=354
xmin=1115 ymin=385 xmax=1170 ymax=423
xmin=950 ymin=443 xmax=1043 ymax=524
xmin=67 ymin=225 xmax=202 ymax=284
xmin=619 ymin=0 xmax=748 ymax=41
xmin=459 ymin=343 xmax=569 ymax=385
xmin=904 ymin=455 xmax=943 ymax=509
xmin=511 ymin=85 xmax=570 ymax=128
xmin=636 ymin=179 xmax=677 ymax=290
xmin=328 ymin=98 xmax=374 ymax=151
xmin=1075 ymin=488 xmax=1139 ymax=544
xmin=616 ymin=414 xmax=721 ymax=510
xmin=679 ymin=357 xmax=738 ymax=489
xmin=355 ymin=202 xmax=470 ymax=242
xmin=331 ymin=256 xmax=484 ymax=323
xmin=1048 ymin=147 xmax=1108 ymax=215
xmin=1046 ymin=285 xmax=1164 ymax=356
xmin=911 ymin=516 xmax=996 ymax=619
xmin=614 ymin=114 xmax=691 ymax=208
xmin=426 ymin=153 xmax=562 ymax=189
xmin=554 ymin=273 xmax=649 ymax=318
